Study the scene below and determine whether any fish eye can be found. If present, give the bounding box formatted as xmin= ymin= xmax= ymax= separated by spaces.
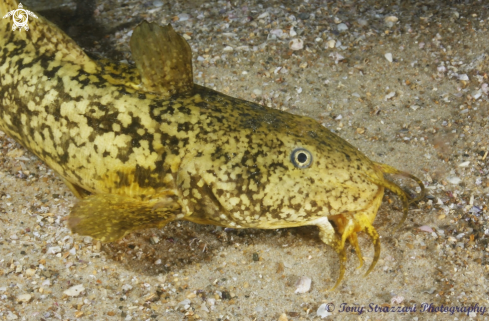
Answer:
xmin=291 ymin=148 xmax=313 ymax=169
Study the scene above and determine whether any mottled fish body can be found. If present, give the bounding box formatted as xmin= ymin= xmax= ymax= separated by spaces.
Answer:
xmin=0 ymin=0 xmax=424 ymax=288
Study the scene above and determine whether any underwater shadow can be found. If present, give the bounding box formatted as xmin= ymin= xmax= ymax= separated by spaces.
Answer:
xmin=36 ymin=0 xmax=139 ymax=61
xmin=101 ymin=221 xmax=324 ymax=277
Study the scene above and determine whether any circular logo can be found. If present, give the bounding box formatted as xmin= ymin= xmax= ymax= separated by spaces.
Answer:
xmin=13 ymin=9 xmax=28 ymax=30
xmin=3 ymin=4 xmax=38 ymax=32
xmin=326 ymin=303 xmax=335 ymax=312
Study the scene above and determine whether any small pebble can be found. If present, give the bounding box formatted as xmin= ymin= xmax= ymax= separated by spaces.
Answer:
xmin=419 ymin=225 xmax=434 ymax=233
xmin=270 ymin=29 xmax=283 ymax=38
xmin=177 ymin=13 xmax=190 ymax=22
xmin=481 ymin=83 xmax=488 ymax=93
xmin=326 ymin=39 xmax=335 ymax=48
xmin=221 ymin=290 xmax=231 ymax=300
xmin=16 ymin=294 xmax=32 ymax=303
xmin=447 ymin=177 xmax=462 ymax=185
xmin=278 ymin=313 xmax=288 ymax=321
xmin=289 ymin=39 xmax=303 ymax=51
xmin=458 ymin=161 xmax=470 ymax=167
xmin=357 ymin=19 xmax=368 ymax=27
xmin=63 ymin=284 xmax=85 ymax=297
xmin=385 ymin=53 xmax=393 ymax=63
xmin=384 ymin=91 xmax=395 ymax=100
xmin=153 ymin=0 xmax=163 ymax=7
xmin=26 ymin=268 xmax=36 ymax=276
xmin=294 ymin=276 xmax=311 ymax=293
xmin=384 ymin=16 xmax=398 ymax=23
xmin=200 ymin=304 xmax=209 ymax=312
xmin=289 ymin=27 xmax=297 ymax=37
xmin=252 ymin=89 xmax=262 ymax=96
xmin=236 ymin=46 xmax=250 ymax=51
xmin=384 ymin=16 xmax=398 ymax=27
xmin=332 ymin=52 xmax=345 ymax=63
xmin=447 ymin=177 xmax=461 ymax=184
xmin=317 ymin=304 xmax=332 ymax=318
xmin=337 ymin=23 xmax=348 ymax=32
xmin=391 ymin=295 xmax=404 ymax=304
xmin=48 ymin=246 xmax=61 ymax=254
xmin=177 ymin=298 xmax=191 ymax=309
xmin=122 ymin=284 xmax=133 ymax=292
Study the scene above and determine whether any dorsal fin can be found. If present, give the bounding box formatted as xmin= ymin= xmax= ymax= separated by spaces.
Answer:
xmin=130 ymin=21 xmax=194 ymax=96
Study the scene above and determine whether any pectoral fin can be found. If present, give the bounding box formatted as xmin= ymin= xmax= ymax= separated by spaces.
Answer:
xmin=68 ymin=194 xmax=181 ymax=242
xmin=130 ymin=21 xmax=193 ymax=96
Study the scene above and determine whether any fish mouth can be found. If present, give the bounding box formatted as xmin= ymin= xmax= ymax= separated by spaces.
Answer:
xmin=325 ymin=190 xmax=383 ymax=291
xmin=323 ymin=163 xmax=425 ymax=290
